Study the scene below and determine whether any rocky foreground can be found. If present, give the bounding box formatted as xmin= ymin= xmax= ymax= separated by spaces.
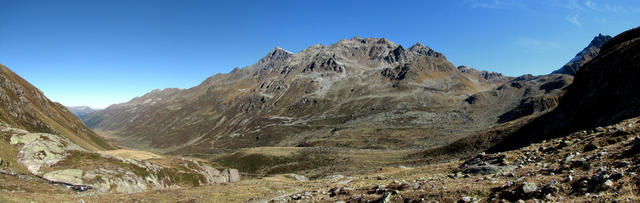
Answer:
xmin=268 ymin=117 xmax=640 ymax=202
xmin=0 ymin=121 xmax=240 ymax=195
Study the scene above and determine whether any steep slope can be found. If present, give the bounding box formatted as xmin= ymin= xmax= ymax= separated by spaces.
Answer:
xmin=416 ymin=26 xmax=640 ymax=160
xmin=0 ymin=64 xmax=114 ymax=151
xmin=552 ymin=34 xmax=612 ymax=75
xmin=491 ymin=26 xmax=640 ymax=151
xmin=85 ymin=37 xmax=520 ymax=154
xmin=66 ymin=106 xmax=100 ymax=119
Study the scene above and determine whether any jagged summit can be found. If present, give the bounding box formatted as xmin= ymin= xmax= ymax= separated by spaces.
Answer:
xmin=259 ymin=46 xmax=294 ymax=65
xmin=409 ymin=41 xmax=443 ymax=58
xmin=552 ymin=33 xmax=612 ymax=75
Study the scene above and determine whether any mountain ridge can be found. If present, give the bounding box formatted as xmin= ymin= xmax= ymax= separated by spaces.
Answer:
xmin=82 ymin=37 xmax=570 ymax=155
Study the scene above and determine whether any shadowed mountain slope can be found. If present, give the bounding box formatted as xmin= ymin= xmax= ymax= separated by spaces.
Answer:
xmin=416 ymin=26 xmax=640 ymax=160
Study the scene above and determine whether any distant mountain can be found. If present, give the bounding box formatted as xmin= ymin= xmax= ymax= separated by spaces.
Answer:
xmin=552 ymin=34 xmax=612 ymax=75
xmin=0 ymin=64 xmax=114 ymax=150
xmin=66 ymin=106 xmax=101 ymax=119
xmin=82 ymin=37 xmax=574 ymax=155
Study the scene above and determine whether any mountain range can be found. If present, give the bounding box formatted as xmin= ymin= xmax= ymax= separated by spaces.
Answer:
xmin=81 ymin=35 xmax=608 ymax=156
xmin=65 ymin=106 xmax=101 ymax=119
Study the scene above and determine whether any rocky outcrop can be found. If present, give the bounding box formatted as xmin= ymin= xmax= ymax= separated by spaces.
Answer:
xmin=1 ymin=121 xmax=240 ymax=194
xmin=42 ymin=169 xmax=84 ymax=185
xmin=4 ymin=126 xmax=83 ymax=174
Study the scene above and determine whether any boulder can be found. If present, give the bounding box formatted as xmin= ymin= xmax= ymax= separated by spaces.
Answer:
xmin=287 ymin=173 xmax=308 ymax=181
xmin=222 ymin=169 xmax=240 ymax=183
xmin=43 ymin=169 xmax=84 ymax=185
xmin=466 ymin=165 xmax=501 ymax=174
xmin=521 ymin=182 xmax=537 ymax=194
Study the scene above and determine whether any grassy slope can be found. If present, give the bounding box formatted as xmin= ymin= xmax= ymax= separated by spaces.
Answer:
xmin=0 ymin=64 xmax=114 ymax=151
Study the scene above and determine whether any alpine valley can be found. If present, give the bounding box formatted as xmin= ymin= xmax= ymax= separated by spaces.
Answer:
xmin=1 ymin=25 xmax=640 ymax=202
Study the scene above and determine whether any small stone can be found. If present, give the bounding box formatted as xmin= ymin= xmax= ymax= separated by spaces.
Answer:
xmin=461 ymin=196 xmax=472 ymax=202
xmin=614 ymin=160 xmax=630 ymax=168
xmin=603 ymin=180 xmax=614 ymax=189
xmin=610 ymin=172 xmax=623 ymax=181
xmin=565 ymin=175 xmax=573 ymax=182
xmin=598 ymin=151 xmax=607 ymax=156
xmin=522 ymin=182 xmax=537 ymax=194
xmin=564 ymin=154 xmax=574 ymax=163
xmin=378 ymin=192 xmax=392 ymax=203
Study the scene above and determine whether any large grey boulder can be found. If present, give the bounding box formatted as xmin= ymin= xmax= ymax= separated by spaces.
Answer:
xmin=222 ymin=169 xmax=240 ymax=183
xmin=43 ymin=169 xmax=84 ymax=185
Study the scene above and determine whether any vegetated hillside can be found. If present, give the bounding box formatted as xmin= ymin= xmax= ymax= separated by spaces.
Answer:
xmin=83 ymin=37 xmax=574 ymax=155
xmin=0 ymin=64 xmax=114 ymax=151
xmin=416 ymin=26 xmax=640 ymax=160
xmin=552 ymin=34 xmax=612 ymax=75
xmin=66 ymin=106 xmax=100 ymax=120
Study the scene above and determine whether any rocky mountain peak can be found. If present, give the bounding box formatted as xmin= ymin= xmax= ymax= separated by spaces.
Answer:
xmin=409 ymin=41 xmax=444 ymax=58
xmin=552 ymin=33 xmax=612 ymax=75
xmin=590 ymin=33 xmax=612 ymax=48
xmin=256 ymin=46 xmax=294 ymax=71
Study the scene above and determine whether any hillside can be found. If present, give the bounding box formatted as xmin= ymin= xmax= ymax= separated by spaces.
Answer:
xmin=0 ymin=64 xmax=114 ymax=151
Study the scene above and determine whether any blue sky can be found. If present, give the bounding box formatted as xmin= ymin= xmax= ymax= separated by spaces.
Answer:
xmin=0 ymin=0 xmax=638 ymax=108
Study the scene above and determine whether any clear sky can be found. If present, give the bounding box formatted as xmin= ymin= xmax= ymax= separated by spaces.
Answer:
xmin=0 ymin=0 xmax=638 ymax=108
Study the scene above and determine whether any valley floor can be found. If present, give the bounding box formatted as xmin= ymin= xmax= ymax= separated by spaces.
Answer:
xmin=3 ymin=117 xmax=640 ymax=202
